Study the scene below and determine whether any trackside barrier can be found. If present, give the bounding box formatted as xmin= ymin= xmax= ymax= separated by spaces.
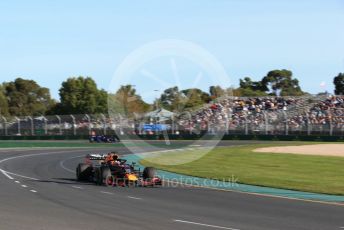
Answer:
xmin=1 ymin=134 xmax=344 ymax=142
xmin=1 ymin=109 xmax=344 ymax=137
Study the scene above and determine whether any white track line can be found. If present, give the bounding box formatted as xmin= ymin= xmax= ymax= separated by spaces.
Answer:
xmin=101 ymin=191 xmax=114 ymax=195
xmin=127 ymin=196 xmax=142 ymax=200
xmin=0 ymin=169 xmax=14 ymax=180
xmin=0 ymin=149 xmax=89 ymax=180
xmin=72 ymin=186 xmax=83 ymax=189
xmin=59 ymin=162 xmax=75 ymax=173
xmin=59 ymin=155 xmax=84 ymax=173
xmin=0 ymin=150 xmax=77 ymax=164
xmin=174 ymin=220 xmax=240 ymax=230
xmin=4 ymin=171 xmax=39 ymax=181
xmin=30 ymin=190 xmax=37 ymax=193
xmin=15 ymin=181 xmax=20 ymax=183
xmin=21 ymin=185 xmax=28 ymax=188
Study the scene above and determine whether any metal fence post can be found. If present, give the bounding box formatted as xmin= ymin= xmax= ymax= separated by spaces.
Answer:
xmin=283 ymin=111 xmax=289 ymax=136
xmin=56 ymin=115 xmax=62 ymax=135
xmin=262 ymin=111 xmax=268 ymax=135
xmin=306 ymin=114 xmax=312 ymax=136
xmin=207 ymin=120 xmax=211 ymax=133
xmin=225 ymin=116 xmax=229 ymax=135
xmin=171 ymin=114 xmax=175 ymax=135
xmin=70 ymin=115 xmax=76 ymax=135
xmin=119 ymin=114 xmax=123 ymax=136
xmin=43 ymin=116 xmax=48 ymax=135
xmin=85 ymin=114 xmax=91 ymax=135
xmin=1 ymin=116 xmax=7 ymax=136
xmin=27 ymin=116 xmax=34 ymax=136
xmin=186 ymin=112 xmax=192 ymax=135
xmin=100 ymin=113 xmax=107 ymax=135
xmin=15 ymin=117 xmax=21 ymax=135
xmin=227 ymin=109 xmax=232 ymax=135
xmin=244 ymin=111 xmax=248 ymax=135
xmin=140 ymin=121 xmax=144 ymax=135
xmin=329 ymin=110 xmax=333 ymax=136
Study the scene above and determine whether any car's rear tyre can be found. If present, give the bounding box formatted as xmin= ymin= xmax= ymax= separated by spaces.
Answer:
xmin=102 ymin=167 xmax=113 ymax=186
xmin=143 ymin=167 xmax=156 ymax=180
xmin=76 ymin=163 xmax=92 ymax=181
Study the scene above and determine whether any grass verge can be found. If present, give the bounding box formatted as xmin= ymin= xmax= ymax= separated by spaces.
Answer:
xmin=140 ymin=143 xmax=344 ymax=195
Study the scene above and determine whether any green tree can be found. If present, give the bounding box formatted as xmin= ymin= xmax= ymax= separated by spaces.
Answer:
xmin=4 ymin=78 xmax=54 ymax=116
xmin=334 ymin=73 xmax=344 ymax=95
xmin=239 ymin=77 xmax=269 ymax=92
xmin=237 ymin=88 xmax=268 ymax=97
xmin=58 ymin=76 xmax=107 ymax=114
xmin=157 ymin=87 xmax=211 ymax=112
xmin=262 ymin=69 xmax=304 ymax=96
xmin=209 ymin=85 xmax=226 ymax=99
xmin=0 ymin=84 xmax=9 ymax=116
xmin=181 ymin=88 xmax=211 ymax=109
xmin=109 ymin=85 xmax=150 ymax=116
xmin=159 ymin=86 xmax=183 ymax=111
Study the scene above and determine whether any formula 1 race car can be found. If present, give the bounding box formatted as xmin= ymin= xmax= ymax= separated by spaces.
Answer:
xmin=76 ymin=153 xmax=162 ymax=187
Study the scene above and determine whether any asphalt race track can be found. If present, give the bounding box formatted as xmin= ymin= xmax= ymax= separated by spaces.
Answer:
xmin=0 ymin=141 xmax=343 ymax=230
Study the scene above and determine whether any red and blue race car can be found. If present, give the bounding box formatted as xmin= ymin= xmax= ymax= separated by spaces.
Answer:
xmin=76 ymin=152 xmax=162 ymax=187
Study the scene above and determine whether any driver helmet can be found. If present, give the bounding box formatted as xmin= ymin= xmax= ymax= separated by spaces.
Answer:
xmin=112 ymin=153 xmax=119 ymax=161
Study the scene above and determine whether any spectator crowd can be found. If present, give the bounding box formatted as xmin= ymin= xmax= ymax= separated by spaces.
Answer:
xmin=176 ymin=95 xmax=344 ymax=135
xmin=2 ymin=95 xmax=344 ymax=136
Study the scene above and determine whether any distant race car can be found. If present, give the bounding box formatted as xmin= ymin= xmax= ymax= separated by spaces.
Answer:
xmin=76 ymin=152 xmax=162 ymax=187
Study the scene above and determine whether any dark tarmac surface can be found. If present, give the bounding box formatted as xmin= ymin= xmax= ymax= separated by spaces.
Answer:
xmin=0 ymin=141 xmax=343 ymax=230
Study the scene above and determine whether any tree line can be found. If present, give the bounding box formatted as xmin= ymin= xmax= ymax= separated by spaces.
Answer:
xmin=0 ymin=70 xmax=343 ymax=117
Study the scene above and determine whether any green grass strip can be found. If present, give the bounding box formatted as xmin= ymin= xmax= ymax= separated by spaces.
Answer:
xmin=141 ymin=143 xmax=344 ymax=196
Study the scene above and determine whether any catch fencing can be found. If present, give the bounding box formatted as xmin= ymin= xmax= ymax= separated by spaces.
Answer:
xmin=0 ymin=110 xmax=343 ymax=137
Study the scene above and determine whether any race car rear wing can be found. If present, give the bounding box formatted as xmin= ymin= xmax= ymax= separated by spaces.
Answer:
xmin=86 ymin=154 xmax=107 ymax=160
